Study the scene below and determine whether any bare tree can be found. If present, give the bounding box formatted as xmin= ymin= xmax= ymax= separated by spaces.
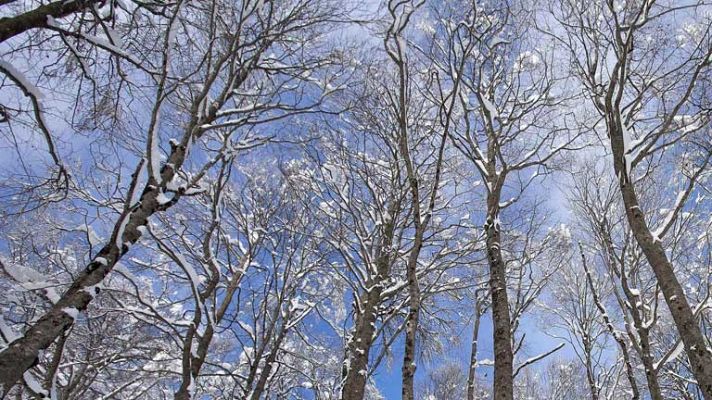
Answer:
xmin=2 ymin=0 xmax=712 ymax=399
xmin=542 ymin=247 xmax=616 ymax=400
xmin=547 ymin=0 xmax=712 ymax=396
xmin=0 ymin=0 xmax=349 ymax=390
xmin=283 ymin=118 xmax=411 ymax=399
xmin=1 ymin=0 xmax=176 ymax=198
xmin=433 ymin=1 xmax=582 ymax=398
xmin=380 ymin=0 xmax=473 ymax=396
xmin=417 ymin=361 xmax=467 ymax=400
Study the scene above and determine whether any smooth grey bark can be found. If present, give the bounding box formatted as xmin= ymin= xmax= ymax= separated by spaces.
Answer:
xmin=466 ymin=296 xmax=485 ymax=400
xmin=615 ymin=252 xmax=664 ymax=400
xmin=387 ymin=13 xmax=423 ymax=396
xmin=0 ymin=156 xmax=176 ymax=391
xmin=636 ymin=325 xmax=663 ymax=400
xmin=248 ymin=325 xmax=288 ymax=400
xmin=173 ymin=166 xmax=248 ymax=400
xmin=561 ymin=0 xmax=712 ymax=394
xmin=238 ymin=299 xmax=292 ymax=400
xmin=384 ymin=3 xmax=464 ymax=396
xmin=582 ymin=337 xmax=599 ymax=400
xmin=401 ymin=248 xmax=421 ymax=400
xmin=381 ymin=3 xmax=428 ymax=395
xmin=173 ymin=262 xmax=248 ymax=400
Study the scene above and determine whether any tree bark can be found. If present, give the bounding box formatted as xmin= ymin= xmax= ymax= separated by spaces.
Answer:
xmin=401 ymin=243 xmax=421 ymax=400
xmin=637 ymin=327 xmax=663 ymax=400
xmin=248 ymin=325 xmax=288 ymax=400
xmin=174 ymin=180 xmax=246 ymax=400
xmin=467 ymin=298 xmax=484 ymax=400
xmin=241 ymin=301 xmax=283 ymax=399
xmin=582 ymin=338 xmax=599 ymax=400
xmin=173 ymin=264 xmax=246 ymax=400
xmin=340 ymin=285 xmax=383 ymax=400
xmin=596 ymin=219 xmax=664 ymax=399
xmin=340 ymin=197 xmax=398 ymax=400
xmin=0 ymin=0 xmax=101 ymax=43
xmin=0 ymin=152 xmax=183 ymax=391
xmin=485 ymin=192 xmax=513 ymax=400
xmin=598 ymin=218 xmax=663 ymax=400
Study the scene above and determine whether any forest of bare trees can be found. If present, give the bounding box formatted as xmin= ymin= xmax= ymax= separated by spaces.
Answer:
xmin=0 ymin=0 xmax=711 ymax=399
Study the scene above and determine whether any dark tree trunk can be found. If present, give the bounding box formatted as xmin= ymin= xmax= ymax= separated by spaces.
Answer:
xmin=485 ymin=205 xmax=513 ymax=400
xmin=0 ymin=0 xmax=102 ymax=43
xmin=340 ymin=286 xmax=383 ymax=400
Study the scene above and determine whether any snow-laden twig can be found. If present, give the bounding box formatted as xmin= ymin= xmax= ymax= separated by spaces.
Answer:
xmin=513 ymin=342 xmax=565 ymax=378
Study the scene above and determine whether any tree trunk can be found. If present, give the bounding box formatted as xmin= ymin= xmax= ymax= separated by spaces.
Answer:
xmin=0 ymin=151 xmax=183 ymax=390
xmin=246 ymin=303 xmax=285 ymax=396
xmin=599 ymin=219 xmax=663 ymax=399
xmin=173 ymin=240 xmax=248 ymax=399
xmin=0 ymin=50 xmax=261 ymax=389
xmin=638 ymin=329 xmax=664 ymax=400
xmin=467 ymin=299 xmax=484 ymax=400
xmin=609 ymin=124 xmax=712 ymax=399
xmin=485 ymin=211 xmax=514 ymax=400
xmin=249 ymin=325 xmax=288 ymax=400
xmin=583 ymin=340 xmax=599 ymax=400
xmin=340 ymin=286 xmax=383 ymax=400
xmin=401 ymin=221 xmax=426 ymax=400
xmin=401 ymin=265 xmax=420 ymax=400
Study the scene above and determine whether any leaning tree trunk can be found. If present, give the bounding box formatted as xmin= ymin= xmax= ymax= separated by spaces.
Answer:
xmin=341 ymin=209 xmax=398 ymax=400
xmin=622 ymin=277 xmax=664 ymax=400
xmin=241 ymin=300 xmax=284 ymax=400
xmin=0 ymin=51 xmax=261 ymax=389
xmin=174 ymin=197 xmax=247 ymax=400
xmin=582 ymin=339 xmax=599 ymax=400
xmin=599 ymin=221 xmax=662 ymax=399
xmin=0 ymin=154 xmax=183 ymax=391
xmin=609 ymin=120 xmax=712 ymax=399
